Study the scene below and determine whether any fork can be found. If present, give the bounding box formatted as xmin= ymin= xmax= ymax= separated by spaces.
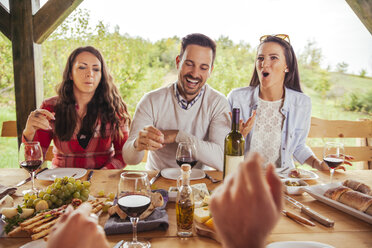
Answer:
xmin=205 ymin=173 xmax=222 ymax=183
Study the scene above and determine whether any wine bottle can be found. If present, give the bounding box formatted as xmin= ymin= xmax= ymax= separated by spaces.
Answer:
xmin=223 ymin=108 xmax=245 ymax=178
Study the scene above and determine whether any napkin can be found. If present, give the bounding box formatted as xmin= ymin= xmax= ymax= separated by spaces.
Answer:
xmin=104 ymin=189 xmax=169 ymax=235
xmin=0 ymin=185 xmax=16 ymax=200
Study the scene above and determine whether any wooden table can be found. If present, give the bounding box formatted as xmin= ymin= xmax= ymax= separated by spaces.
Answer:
xmin=1 ymin=169 xmax=372 ymax=248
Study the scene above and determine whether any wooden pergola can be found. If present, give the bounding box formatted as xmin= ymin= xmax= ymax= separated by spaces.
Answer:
xmin=0 ymin=0 xmax=371 ymax=145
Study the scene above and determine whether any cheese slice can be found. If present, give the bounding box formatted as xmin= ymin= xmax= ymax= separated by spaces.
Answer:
xmin=194 ymin=206 xmax=211 ymax=224
xmin=191 ymin=183 xmax=210 ymax=207
xmin=0 ymin=195 xmax=14 ymax=212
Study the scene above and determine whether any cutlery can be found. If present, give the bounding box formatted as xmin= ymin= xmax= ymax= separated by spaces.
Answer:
xmin=278 ymin=167 xmax=289 ymax=173
xmin=15 ymin=167 xmax=48 ymax=187
xmin=282 ymin=209 xmax=316 ymax=226
xmin=284 ymin=195 xmax=335 ymax=227
xmin=150 ymin=171 xmax=161 ymax=185
xmin=87 ymin=170 xmax=94 ymax=182
xmin=205 ymin=173 xmax=222 ymax=183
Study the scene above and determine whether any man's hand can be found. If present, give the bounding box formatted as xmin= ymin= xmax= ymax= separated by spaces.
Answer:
xmin=47 ymin=203 xmax=110 ymax=248
xmin=134 ymin=125 xmax=164 ymax=151
xmin=210 ymin=153 xmax=282 ymax=248
xmin=161 ymin=130 xmax=179 ymax=144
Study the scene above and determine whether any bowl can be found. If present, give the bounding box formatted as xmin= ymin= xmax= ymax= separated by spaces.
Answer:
xmin=281 ymin=178 xmax=308 ymax=195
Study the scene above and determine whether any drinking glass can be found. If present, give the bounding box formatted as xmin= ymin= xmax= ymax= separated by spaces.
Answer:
xmin=118 ymin=172 xmax=151 ymax=248
xmin=176 ymin=141 xmax=197 ymax=168
xmin=323 ymin=142 xmax=344 ymax=182
xmin=18 ymin=141 xmax=43 ymax=194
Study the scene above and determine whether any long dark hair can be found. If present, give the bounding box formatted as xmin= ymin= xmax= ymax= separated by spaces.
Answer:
xmin=54 ymin=46 xmax=130 ymax=141
xmin=249 ymin=36 xmax=302 ymax=92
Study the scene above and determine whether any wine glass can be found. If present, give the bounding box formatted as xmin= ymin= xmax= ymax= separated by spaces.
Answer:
xmin=118 ymin=172 xmax=151 ymax=248
xmin=176 ymin=141 xmax=197 ymax=168
xmin=323 ymin=142 xmax=344 ymax=182
xmin=19 ymin=141 xmax=43 ymax=194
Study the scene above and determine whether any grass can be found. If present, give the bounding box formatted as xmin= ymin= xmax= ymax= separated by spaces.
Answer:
xmin=1 ymin=72 xmax=371 ymax=169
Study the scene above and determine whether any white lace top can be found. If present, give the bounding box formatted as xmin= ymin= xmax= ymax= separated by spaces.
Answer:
xmin=250 ymin=97 xmax=284 ymax=167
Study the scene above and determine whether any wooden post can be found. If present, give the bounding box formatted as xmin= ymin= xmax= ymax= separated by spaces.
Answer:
xmin=10 ymin=0 xmax=43 ymax=145
xmin=346 ymin=0 xmax=372 ymax=35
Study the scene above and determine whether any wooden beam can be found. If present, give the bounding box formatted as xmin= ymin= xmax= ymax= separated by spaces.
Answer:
xmin=346 ymin=0 xmax=372 ymax=35
xmin=33 ymin=0 xmax=83 ymax=44
xmin=0 ymin=3 xmax=11 ymax=40
xmin=10 ymin=0 xmax=43 ymax=144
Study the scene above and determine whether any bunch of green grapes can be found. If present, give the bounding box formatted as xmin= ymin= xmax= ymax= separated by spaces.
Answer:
xmin=23 ymin=177 xmax=91 ymax=209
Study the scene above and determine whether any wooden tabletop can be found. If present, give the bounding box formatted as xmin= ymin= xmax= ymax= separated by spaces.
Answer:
xmin=1 ymin=168 xmax=372 ymax=248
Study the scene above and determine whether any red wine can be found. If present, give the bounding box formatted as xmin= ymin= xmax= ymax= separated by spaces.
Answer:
xmin=176 ymin=158 xmax=197 ymax=168
xmin=324 ymin=157 xmax=343 ymax=169
xmin=20 ymin=160 xmax=42 ymax=172
xmin=118 ymin=194 xmax=151 ymax=217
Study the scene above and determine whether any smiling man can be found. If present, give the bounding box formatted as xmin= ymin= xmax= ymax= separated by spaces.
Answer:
xmin=123 ymin=33 xmax=230 ymax=171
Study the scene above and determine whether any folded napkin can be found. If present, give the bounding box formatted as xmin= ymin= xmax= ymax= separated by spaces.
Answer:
xmin=104 ymin=189 xmax=169 ymax=235
xmin=0 ymin=185 xmax=16 ymax=200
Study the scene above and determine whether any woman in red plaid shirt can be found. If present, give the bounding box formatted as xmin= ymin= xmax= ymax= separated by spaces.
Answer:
xmin=22 ymin=46 xmax=130 ymax=169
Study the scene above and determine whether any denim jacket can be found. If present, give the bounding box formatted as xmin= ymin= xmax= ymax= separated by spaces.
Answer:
xmin=227 ymin=86 xmax=314 ymax=169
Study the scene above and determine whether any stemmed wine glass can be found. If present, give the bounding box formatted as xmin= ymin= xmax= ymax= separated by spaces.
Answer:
xmin=176 ymin=141 xmax=197 ymax=168
xmin=118 ymin=172 xmax=151 ymax=248
xmin=323 ymin=142 xmax=344 ymax=182
xmin=18 ymin=141 xmax=43 ymax=194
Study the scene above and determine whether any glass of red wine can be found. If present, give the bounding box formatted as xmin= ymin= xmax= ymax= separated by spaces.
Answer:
xmin=176 ymin=141 xmax=197 ymax=168
xmin=19 ymin=141 xmax=43 ymax=194
xmin=118 ymin=172 xmax=151 ymax=248
xmin=323 ymin=142 xmax=344 ymax=182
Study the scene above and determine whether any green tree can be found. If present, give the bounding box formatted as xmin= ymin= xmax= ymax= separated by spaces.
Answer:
xmin=336 ymin=62 xmax=349 ymax=73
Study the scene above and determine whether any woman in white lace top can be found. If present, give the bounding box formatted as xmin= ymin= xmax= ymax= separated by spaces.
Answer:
xmin=228 ymin=35 xmax=349 ymax=170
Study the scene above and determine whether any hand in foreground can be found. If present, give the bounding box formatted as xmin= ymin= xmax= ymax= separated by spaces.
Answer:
xmin=311 ymin=155 xmax=354 ymax=171
xmin=135 ymin=125 xmax=164 ymax=151
xmin=23 ymin=109 xmax=55 ymax=141
xmin=210 ymin=153 xmax=283 ymax=248
xmin=229 ymin=110 xmax=256 ymax=138
xmin=47 ymin=203 xmax=109 ymax=248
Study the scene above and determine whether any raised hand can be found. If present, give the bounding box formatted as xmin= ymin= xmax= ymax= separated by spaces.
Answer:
xmin=229 ymin=110 xmax=256 ymax=138
xmin=23 ymin=109 xmax=55 ymax=141
xmin=134 ymin=125 xmax=164 ymax=151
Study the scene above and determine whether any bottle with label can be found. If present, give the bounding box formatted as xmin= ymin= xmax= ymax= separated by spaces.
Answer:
xmin=176 ymin=164 xmax=194 ymax=237
xmin=223 ymin=108 xmax=245 ymax=178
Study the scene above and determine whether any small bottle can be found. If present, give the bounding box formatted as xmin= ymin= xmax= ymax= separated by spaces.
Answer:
xmin=176 ymin=164 xmax=194 ymax=237
xmin=223 ymin=108 xmax=245 ymax=178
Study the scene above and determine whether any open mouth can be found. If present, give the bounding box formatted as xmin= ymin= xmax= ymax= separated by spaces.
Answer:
xmin=262 ymin=72 xmax=269 ymax=78
xmin=185 ymin=77 xmax=200 ymax=86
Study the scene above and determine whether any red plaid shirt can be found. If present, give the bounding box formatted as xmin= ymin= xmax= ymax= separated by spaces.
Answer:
xmin=26 ymin=97 xmax=128 ymax=169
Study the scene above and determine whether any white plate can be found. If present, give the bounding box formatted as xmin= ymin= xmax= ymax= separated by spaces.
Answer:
xmin=36 ymin=168 xmax=87 ymax=181
xmin=304 ymin=182 xmax=372 ymax=224
xmin=20 ymin=239 xmax=47 ymax=248
xmin=267 ymin=241 xmax=334 ymax=248
xmin=161 ymin=168 xmax=205 ymax=180
xmin=277 ymin=168 xmax=319 ymax=180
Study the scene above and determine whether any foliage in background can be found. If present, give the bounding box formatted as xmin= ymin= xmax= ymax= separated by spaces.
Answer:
xmin=341 ymin=89 xmax=372 ymax=114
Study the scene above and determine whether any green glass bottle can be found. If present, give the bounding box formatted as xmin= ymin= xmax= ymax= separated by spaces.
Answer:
xmin=223 ymin=108 xmax=245 ymax=178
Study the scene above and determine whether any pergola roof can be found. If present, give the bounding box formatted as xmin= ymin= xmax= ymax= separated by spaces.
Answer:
xmin=0 ymin=0 xmax=371 ymax=145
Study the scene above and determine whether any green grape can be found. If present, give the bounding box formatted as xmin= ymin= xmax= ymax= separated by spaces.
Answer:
xmin=30 ymin=194 xmax=37 ymax=200
xmin=50 ymin=195 xmax=57 ymax=203
xmin=66 ymin=182 xmax=74 ymax=191
xmin=26 ymin=199 xmax=34 ymax=206
xmin=33 ymin=198 xmax=40 ymax=206
xmin=47 ymin=200 xmax=52 ymax=208
xmin=38 ymin=191 xmax=45 ymax=198
xmin=108 ymin=192 xmax=115 ymax=201
xmin=46 ymin=187 xmax=52 ymax=194
xmin=61 ymin=185 xmax=67 ymax=192
xmin=58 ymin=191 xmax=65 ymax=199
xmin=75 ymin=179 xmax=81 ymax=185
xmin=83 ymin=181 xmax=91 ymax=187
xmin=81 ymin=189 xmax=89 ymax=198
xmin=56 ymin=199 xmax=63 ymax=207
xmin=55 ymin=183 xmax=61 ymax=189
xmin=43 ymin=194 xmax=51 ymax=201
xmin=76 ymin=184 xmax=82 ymax=191
xmin=80 ymin=195 xmax=88 ymax=202
xmin=24 ymin=193 xmax=30 ymax=200
xmin=98 ymin=190 xmax=105 ymax=197
xmin=73 ymin=191 xmax=80 ymax=198
xmin=68 ymin=177 xmax=75 ymax=183
xmin=54 ymin=178 xmax=61 ymax=183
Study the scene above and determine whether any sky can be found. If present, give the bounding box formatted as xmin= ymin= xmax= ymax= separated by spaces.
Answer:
xmin=3 ymin=0 xmax=372 ymax=76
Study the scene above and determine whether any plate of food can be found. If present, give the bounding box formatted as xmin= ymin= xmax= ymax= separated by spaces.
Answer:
xmin=278 ymin=168 xmax=319 ymax=180
xmin=160 ymin=168 xmax=205 ymax=180
xmin=303 ymin=180 xmax=372 ymax=224
xmin=266 ymin=241 xmax=334 ymax=248
xmin=36 ymin=168 xmax=87 ymax=181
xmin=20 ymin=239 xmax=47 ymax=248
